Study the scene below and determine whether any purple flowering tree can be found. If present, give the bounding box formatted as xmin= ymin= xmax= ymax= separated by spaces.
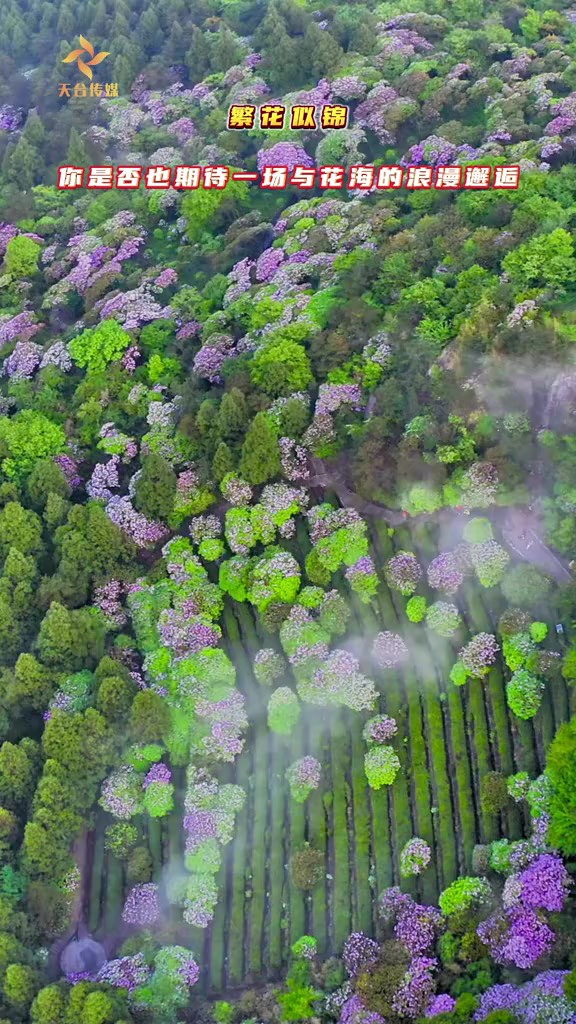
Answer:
xmin=122 ymin=882 xmax=161 ymax=927
xmin=257 ymin=142 xmax=314 ymax=173
xmin=427 ymin=552 xmax=464 ymax=595
xmin=362 ymin=715 xmax=398 ymax=745
xmin=400 ymin=838 xmax=432 ymax=877
xmin=345 ymin=556 xmax=379 ymax=603
xmin=459 ymin=633 xmax=499 ymax=678
xmin=286 ymin=756 xmax=321 ymax=802
xmin=384 ymin=551 xmax=422 ymax=596
xmin=342 ymin=932 xmax=380 ymax=978
xmin=379 ymin=887 xmax=442 ymax=956
xmin=372 ymin=631 xmax=409 ymax=669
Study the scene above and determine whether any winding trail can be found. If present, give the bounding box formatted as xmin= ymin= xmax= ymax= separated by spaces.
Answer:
xmin=48 ymin=829 xmax=90 ymax=979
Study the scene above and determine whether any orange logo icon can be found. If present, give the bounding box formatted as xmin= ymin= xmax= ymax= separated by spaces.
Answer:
xmin=62 ymin=35 xmax=110 ymax=80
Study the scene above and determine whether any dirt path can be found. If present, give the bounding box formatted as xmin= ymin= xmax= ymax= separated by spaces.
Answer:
xmin=48 ymin=828 xmax=90 ymax=978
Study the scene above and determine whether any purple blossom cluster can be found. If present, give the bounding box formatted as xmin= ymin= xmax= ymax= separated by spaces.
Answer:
xmin=459 ymin=633 xmax=499 ymax=677
xmin=477 ymin=905 xmax=554 ymax=969
xmin=122 ymin=882 xmax=161 ymax=927
xmin=260 ymin=482 xmax=308 ymax=522
xmin=153 ymin=267 xmax=178 ymax=289
xmin=94 ymin=579 xmax=128 ymax=628
xmin=167 ymin=117 xmax=196 ymax=144
xmin=40 ymin=341 xmax=72 ymax=371
xmin=195 ymin=691 xmax=248 ymax=762
xmin=507 ymin=299 xmax=539 ymax=327
xmin=316 ymin=382 xmax=362 ymax=415
xmin=427 ymin=994 xmax=457 ymax=1016
xmin=306 ymin=505 xmax=364 ymax=545
xmin=474 ymin=971 xmax=573 ymax=1023
xmin=302 ymin=412 xmax=336 ymax=451
xmin=427 ymin=552 xmax=464 ymax=595
xmin=122 ymin=345 xmax=140 ymax=373
xmin=0 ymin=105 xmax=23 ymax=132
xmin=193 ymin=335 xmax=235 ymax=384
xmin=286 ymin=755 xmax=321 ymax=792
xmin=379 ymin=887 xmax=442 ymax=957
xmin=372 ymin=631 xmax=409 ymax=669
xmin=280 ymin=437 xmax=309 ymax=480
xmin=307 ymin=648 xmax=378 ymax=711
xmin=87 ymin=455 xmax=121 ymax=501
xmin=342 ymin=932 xmax=380 ymax=977
xmin=354 ymin=83 xmax=399 ymax=143
xmin=541 ymin=139 xmax=564 ymax=160
xmin=189 ymin=514 xmax=221 ymax=544
xmin=545 ymin=94 xmax=576 ymax=136
xmin=393 ymin=957 xmax=438 ymax=1018
xmin=340 ymin=995 xmax=386 ymax=1024
xmin=487 ymin=128 xmax=512 ymax=143
xmin=174 ymin=467 xmax=197 ymax=497
xmin=143 ymin=763 xmax=172 ymax=789
xmin=400 ymin=838 xmax=432 ymax=877
xmin=170 ymin=948 xmax=200 ymax=987
xmin=183 ymin=808 xmax=219 ymax=855
xmin=345 ymin=556 xmax=378 ymax=590
xmin=221 ymin=474 xmax=253 ymax=506
xmin=1 ymin=340 xmax=43 ymax=379
xmin=224 ymin=256 xmax=253 ymax=305
xmin=54 ymin=454 xmax=81 ymax=489
xmin=402 ymin=134 xmax=479 ymax=168
xmin=517 ymin=853 xmax=571 ymax=912
xmin=96 ymin=953 xmax=151 ymax=991
xmin=0 ymin=223 xmax=18 ymax=257
xmin=100 ymin=765 xmax=142 ymax=819
xmin=331 ymin=75 xmax=368 ymax=100
xmin=384 ymin=551 xmax=422 ymax=596
xmin=176 ymin=320 xmax=201 ymax=340
xmin=362 ymin=715 xmax=398 ymax=744
xmin=106 ymin=495 xmax=168 ymax=549
xmin=97 ymin=283 xmax=172 ymax=330
xmin=116 ymin=236 xmax=146 ymax=263
xmin=158 ymin=607 xmax=221 ymax=655
xmin=0 ymin=311 xmax=41 ymax=347
xmin=257 ymin=142 xmax=314 ymax=173
xmin=255 ymin=247 xmax=285 ymax=283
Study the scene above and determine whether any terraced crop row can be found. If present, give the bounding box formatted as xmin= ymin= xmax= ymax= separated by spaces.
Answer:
xmin=86 ymin=519 xmax=571 ymax=992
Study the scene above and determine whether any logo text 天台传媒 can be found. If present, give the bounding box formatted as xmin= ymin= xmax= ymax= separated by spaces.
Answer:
xmin=60 ymin=35 xmax=117 ymax=99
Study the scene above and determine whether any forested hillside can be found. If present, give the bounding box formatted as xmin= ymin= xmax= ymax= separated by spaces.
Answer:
xmin=0 ymin=1 xmax=575 ymax=1023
